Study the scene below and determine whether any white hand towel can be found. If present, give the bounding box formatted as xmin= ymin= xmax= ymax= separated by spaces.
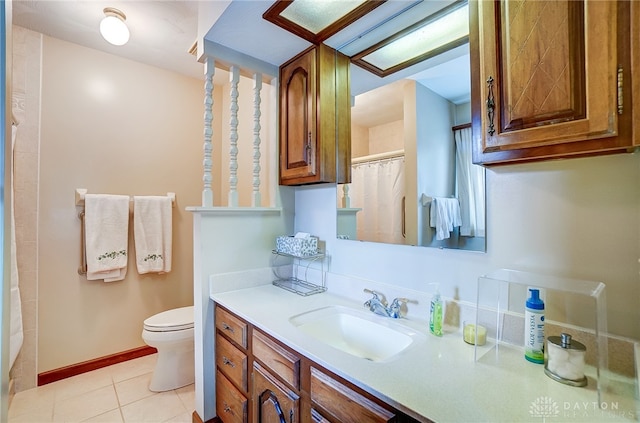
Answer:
xmin=134 ymin=196 xmax=172 ymax=274
xmin=430 ymin=197 xmax=462 ymax=240
xmin=84 ymin=194 xmax=130 ymax=282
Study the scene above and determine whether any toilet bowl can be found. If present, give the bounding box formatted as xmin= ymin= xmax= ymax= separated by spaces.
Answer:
xmin=142 ymin=306 xmax=195 ymax=392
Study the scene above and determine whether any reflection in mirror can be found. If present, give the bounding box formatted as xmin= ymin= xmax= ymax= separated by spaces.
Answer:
xmin=336 ymin=3 xmax=485 ymax=252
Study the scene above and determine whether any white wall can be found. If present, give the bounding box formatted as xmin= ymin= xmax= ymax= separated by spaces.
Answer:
xmin=37 ymin=36 xmax=203 ymax=372
xmin=294 ymin=151 xmax=640 ymax=341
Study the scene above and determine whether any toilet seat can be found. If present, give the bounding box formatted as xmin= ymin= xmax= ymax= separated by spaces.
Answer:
xmin=143 ymin=306 xmax=194 ymax=332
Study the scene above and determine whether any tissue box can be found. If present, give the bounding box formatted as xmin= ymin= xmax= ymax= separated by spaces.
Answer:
xmin=275 ymin=236 xmax=319 ymax=256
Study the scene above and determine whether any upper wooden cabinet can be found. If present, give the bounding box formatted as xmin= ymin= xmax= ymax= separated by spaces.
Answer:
xmin=279 ymin=44 xmax=351 ymax=185
xmin=471 ymin=0 xmax=637 ymax=165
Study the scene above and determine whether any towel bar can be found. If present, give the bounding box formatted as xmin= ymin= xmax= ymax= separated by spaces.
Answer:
xmin=75 ymin=189 xmax=176 ymax=276
xmin=75 ymin=189 xmax=176 ymax=207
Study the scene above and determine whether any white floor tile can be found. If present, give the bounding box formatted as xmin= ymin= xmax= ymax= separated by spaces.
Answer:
xmin=162 ymin=411 xmax=193 ymax=423
xmin=120 ymin=391 xmax=186 ymax=423
xmin=109 ymin=355 xmax=157 ymax=383
xmin=8 ymin=354 xmax=192 ymax=423
xmin=53 ymin=385 xmax=119 ymax=422
xmin=82 ymin=408 xmax=124 ymax=423
xmin=114 ymin=373 xmax=155 ymax=406
xmin=8 ymin=384 xmax=56 ymax=419
xmin=53 ymin=367 xmax=114 ymax=402
xmin=174 ymin=384 xmax=195 ymax=412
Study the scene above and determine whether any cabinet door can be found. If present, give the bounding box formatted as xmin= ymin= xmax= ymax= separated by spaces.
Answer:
xmin=473 ymin=0 xmax=630 ymax=164
xmin=253 ymin=362 xmax=300 ymax=423
xmin=280 ymin=47 xmax=317 ymax=182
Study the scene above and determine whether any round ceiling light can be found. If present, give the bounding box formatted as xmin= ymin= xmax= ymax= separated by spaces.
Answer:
xmin=100 ymin=7 xmax=130 ymax=46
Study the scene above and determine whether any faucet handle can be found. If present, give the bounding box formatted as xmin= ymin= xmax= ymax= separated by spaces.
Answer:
xmin=390 ymin=297 xmax=410 ymax=306
xmin=363 ymin=288 xmax=387 ymax=306
xmin=388 ymin=297 xmax=414 ymax=318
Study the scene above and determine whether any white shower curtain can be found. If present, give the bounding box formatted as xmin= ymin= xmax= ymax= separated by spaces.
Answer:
xmin=455 ymin=127 xmax=485 ymax=237
xmin=350 ymin=157 xmax=405 ymax=244
xmin=9 ymin=123 xmax=23 ymax=369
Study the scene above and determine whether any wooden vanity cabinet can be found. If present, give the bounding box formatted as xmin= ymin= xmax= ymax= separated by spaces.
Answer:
xmin=214 ymin=305 xmax=422 ymax=423
xmin=215 ymin=307 xmax=250 ymax=423
xmin=279 ymin=43 xmax=351 ymax=185
xmin=471 ymin=0 xmax=636 ymax=165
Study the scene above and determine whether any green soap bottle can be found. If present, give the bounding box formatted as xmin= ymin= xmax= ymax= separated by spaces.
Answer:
xmin=429 ymin=285 xmax=443 ymax=337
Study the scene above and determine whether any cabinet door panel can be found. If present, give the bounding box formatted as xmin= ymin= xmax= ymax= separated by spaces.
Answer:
xmin=473 ymin=0 xmax=627 ymax=164
xmin=280 ymin=48 xmax=317 ymax=181
xmin=253 ymin=362 xmax=299 ymax=423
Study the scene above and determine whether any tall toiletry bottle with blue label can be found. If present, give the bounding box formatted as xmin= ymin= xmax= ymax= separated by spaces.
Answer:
xmin=524 ymin=288 xmax=545 ymax=363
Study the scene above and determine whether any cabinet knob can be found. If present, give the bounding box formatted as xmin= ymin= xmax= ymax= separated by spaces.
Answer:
xmin=222 ymin=322 xmax=235 ymax=333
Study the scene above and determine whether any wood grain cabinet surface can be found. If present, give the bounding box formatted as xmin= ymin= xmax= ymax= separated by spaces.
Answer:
xmin=279 ymin=43 xmax=351 ymax=185
xmin=471 ymin=0 xmax=638 ymax=165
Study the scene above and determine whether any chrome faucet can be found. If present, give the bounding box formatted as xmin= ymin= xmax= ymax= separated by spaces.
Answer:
xmin=363 ymin=289 xmax=411 ymax=319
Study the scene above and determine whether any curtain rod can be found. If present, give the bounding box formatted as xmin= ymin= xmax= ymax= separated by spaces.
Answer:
xmin=351 ymin=149 xmax=404 ymax=165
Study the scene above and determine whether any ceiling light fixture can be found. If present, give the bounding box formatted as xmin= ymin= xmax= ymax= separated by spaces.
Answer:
xmin=351 ymin=1 xmax=469 ymax=77
xmin=100 ymin=7 xmax=130 ymax=46
xmin=263 ymin=0 xmax=385 ymax=44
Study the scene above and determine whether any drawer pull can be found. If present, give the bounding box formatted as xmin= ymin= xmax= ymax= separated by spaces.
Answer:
xmin=222 ymin=322 xmax=235 ymax=333
xmin=222 ymin=356 xmax=236 ymax=368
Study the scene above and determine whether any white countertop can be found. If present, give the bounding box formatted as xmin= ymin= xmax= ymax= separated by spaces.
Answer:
xmin=211 ymin=284 xmax=637 ymax=422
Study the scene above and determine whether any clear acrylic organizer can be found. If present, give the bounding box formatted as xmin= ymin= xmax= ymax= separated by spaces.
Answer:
xmin=476 ymin=269 xmax=638 ymax=414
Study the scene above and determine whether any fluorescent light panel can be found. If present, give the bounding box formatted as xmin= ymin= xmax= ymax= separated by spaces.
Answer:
xmin=353 ymin=1 xmax=469 ymax=77
xmin=263 ymin=0 xmax=385 ymax=44
xmin=280 ymin=0 xmax=368 ymax=34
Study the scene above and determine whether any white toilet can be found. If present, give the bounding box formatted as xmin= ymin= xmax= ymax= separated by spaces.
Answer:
xmin=142 ymin=306 xmax=195 ymax=392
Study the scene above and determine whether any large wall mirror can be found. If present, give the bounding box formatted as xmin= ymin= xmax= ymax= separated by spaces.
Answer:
xmin=334 ymin=0 xmax=485 ymax=252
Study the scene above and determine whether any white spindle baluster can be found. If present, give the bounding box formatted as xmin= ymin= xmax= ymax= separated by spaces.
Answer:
xmin=252 ymin=73 xmax=262 ymax=207
xmin=341 ymin=184 xmax=351 ymax=208
xmin=228 ymin=66 xmax=239 ymax=207
xmin=202 ymin=58 xmax=214 ymax=207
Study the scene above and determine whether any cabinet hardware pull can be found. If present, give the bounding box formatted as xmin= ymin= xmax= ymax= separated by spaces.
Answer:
xmin=304 ymin=132 xmax=312 ymax=163
xmin=617 ymin=66 xmax=623 ymax=115
xmin=486 ymin=76 xmax=496 ymax=136
xmin=223 ymin=402 xmax=233 ymax=414
xmin=268 ymin=391 xmax=287 ymax=423
xmin=222 ymin=323 xmax=234 ymax=333
xmin=222 ymin=356 xmax=235 ymax=367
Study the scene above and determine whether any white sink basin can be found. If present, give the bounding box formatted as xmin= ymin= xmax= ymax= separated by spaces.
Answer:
xmin=289 ymin=305 xmax=419 ymax=362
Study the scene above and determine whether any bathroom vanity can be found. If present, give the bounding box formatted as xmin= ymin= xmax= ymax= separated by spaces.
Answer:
xmin=214 ymin=304 xmax=417 ymax=422
xmin=211 ymin=284 xmax=634 ymax=423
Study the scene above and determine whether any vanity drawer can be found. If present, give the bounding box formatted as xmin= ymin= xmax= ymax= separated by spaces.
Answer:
xmin=252 ymin=329 xmax=300 ymax=390
xmin=216 ymin=333 xmax=248 ymax=392
xmin=216 ymin=369 xmax=248 ymax=423
xmin=310 ymin=367 xmax=396 ymax=423
xmin=216 ymin=306 xmax=248 ymax=349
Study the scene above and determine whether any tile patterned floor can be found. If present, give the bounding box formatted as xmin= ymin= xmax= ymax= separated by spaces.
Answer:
xmin=8 ymin=354 xmax=194 ymax=422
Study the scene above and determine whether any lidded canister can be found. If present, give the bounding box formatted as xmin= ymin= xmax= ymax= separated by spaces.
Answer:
xmin=544 ymin=333 xmax=587 ymax=387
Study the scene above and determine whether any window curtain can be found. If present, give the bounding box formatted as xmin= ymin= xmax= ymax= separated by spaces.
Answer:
xmin=349 ymin=157 xmax=405 ymax=244
xmin=455 ymin=127 xmax=485 ymax=237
